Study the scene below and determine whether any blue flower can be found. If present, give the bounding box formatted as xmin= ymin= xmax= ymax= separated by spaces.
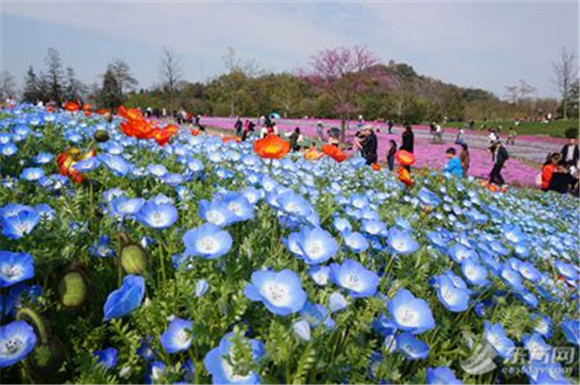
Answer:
xmin=483 ymin=321 xmax=515 ymax=359
xmin=1 ymin=207 xmax=40 ymax=240
xmin=299 ymin=302 xmax=335 ymax=330
xmin=387 ymin=289 xmax=435 ymax=334
xmin=435 ymin=275 xmax=470 ymax=312
xmin=198 ymin=199 xmax=236 ymax=227
xmin=244 ymin=269 xmax=307 ymax=316
xmin=561 ymin=317 xmax=579 ymax=346
xmin=137 ymin=338 xmax=157 ymax=361
xmin=72 ymin=156 xmax=100 ymax=172
xmin=531 ymin=314 xmax=553 ymax=339
xmin=94 ymin=347 xmax=118 ymax=370
xmin=33 ymin=152 xmax=53 ymax=165
xmin=20 ymin=167 xmax=44 ymax=182
xmin=396 ymin=332 xmax=429 ymax=360
xmin=460 ymin=258 xmax=489 ymax=286
xmin=426 ymin=366 xmax=463 ymax=384
xmin=329 ymin=259 xmax=379 ymax=298
xmin=308 ymin=265 xmax=330 ymax=286
xmin=387 ymin=228 xmax=419 ymax=255
xmin=328 ymin=291 xmax=349 ymax=313
xmin=287 ymin=227 xmax=338 ymax=265
xmin=183 ymin=223 xmax=233 ymax=259
xmin=0 ymin=320 xmax=37 ymax=368
xmin=100 ymin=154 xmax=132 ymax=177
xmin=145 ymin=361 xmax=166 ymax=384
xmin=195 ymin=279 xmax=209 ymax=297
xmin=342 ymin=231 xmax=369 ymax=253
xmin=0 ymin=251 xmax=34 ymax=287
xmin=160 ymin=318 xmax=193 ymax=354
xmin=220 ymin=192 xmax=255 ymax=222
xmin=103 ymin=275 xmax=145 ymax=321
xmin=204 ymin=332 xmax=265 ymax=384
xmin=110 ymin=197 xmax=146 ymax=218
xmin=448 ymin=243 xmax=477 ymax=263
xmin=333 ymin=217 xmax=352 ymax=233
xmin=292 ymin=319 xmax=312 ymax=341
xmin=373 ymin=314 xmax=398 ymax=336
xmin=135 ymin=201 xmax=178 ymax=229
xmin=361 ymin=219 xmax=387 ymax=236
xmin=89 ymin=236 xmax=116 ymax=258
xmin=417 ymin=187 xmax=441 ymax=207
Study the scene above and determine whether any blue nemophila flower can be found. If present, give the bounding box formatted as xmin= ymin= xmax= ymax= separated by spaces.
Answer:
xmin=333 ymin=217 xmax=352 ymax=233
xmin=461 ymin=258 xmax=489 ymax=286
xmin=33 ymin=152 xmax=53 ymax=165
xmin=277 ymin=190 xmax=315 ymax=218
xmin=292 ymin=319 xmax=312 ymax=341
xmin=72 ymin=156 xmax=101 ymax=172
xmin=94 ymin=347 xmax=118 ymax=370
xmin=328 ymin=291 xmax=349 ymax=313
xmin=483 ymin=321 xmax=515 ymax=359
xmin=561 ymin=317 xmax=579 ymax=346
xmin=204 ymin=332 xmax=265 ymax=385
xmin=329 ymin=259 xmax=379 ymax=298
xmin=135 ymin=201 xmax=178 ymax=229
xmin=1 ymin=207 xmax=40 ymax=240
xmin=244 ymin=269 xmax=307 ymax=316
xmin=387 ymin=227 xmax=419 ymax=255
xmin=554 ymin=260 xmax=579 ymax=281
xmin=531 ymin=314 xmax=553 ymax=339
xmin=147 ymin=164 xmax=168 ymax=178
xmin=0 ymin=143 xmax=17 ymax=156
xmin=517 ymin=261 xmax=542 ymax=282
xmin=220 ymin=192 xmax=255 ymax=222
xmin=342 ymin=231 xmax=369 ymax=253
xmin=0 ymin=251 xmax=34 ymax=288
xmin=426 ymin=366 xmax=463 ymax=384
xmin=103 ymin=275 xmax=145 ymax=321
xmin=435 ymin=275 xmax=470 ymax=312
xmin=198 ymin=199 xmax=236 ymax=227
xmin=522 ymin=333 xmax=552 ymax=361
xmin=387 ymin=289 xmax=435 ymax=334
xmin=287 ymin=227 xmax=338 ymax=265
xmin=0 ymin=320 xmax=37 ymax=368
xmin=417 ymin=187 xmax=441 ymax=207
xmin=100 ymin=154 xmax=132 ymax=176
xmin=110 ymin=197 xmax=146 ymax=218
xmin=160 ymin=318 xmax=193 ymax=354
xmin=90 ymin=236 xmax=115 ymax=258
xmin=308 ymin=265 xmax=330 ymax=286
xmin=500 ymin=264 xmax=524 ymax=290
xmin=145 ymin=361 xmax=166 ymax=384
xmin=396 ymin=332 xmax=429 ymax=360
xmin=361 ymin=219 xmax=387 ymax=236
xmin=448 ymin=243 xmax=477 ymax=263
xmin=183 ymin=223 xmax=233 ymax=259
xmin=195 ymin=279 xmax=209 ymax=297
xmin=19 ymin=167 xmax=44 ymax=182
xmin=299 ymin=302 xmax=335 ymax=330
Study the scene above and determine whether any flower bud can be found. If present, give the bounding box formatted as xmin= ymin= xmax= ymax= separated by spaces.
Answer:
xmin=94 ymin=129 xmax=110 ymax=143
xmin=58 ymin=271 xmax=88 ymax=308
xmin=120 ymin=244 xmax=148 ymax=274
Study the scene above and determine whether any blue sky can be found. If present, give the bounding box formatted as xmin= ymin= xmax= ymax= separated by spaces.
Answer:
xmin=1 ymin=1 xmax=578 ymax=98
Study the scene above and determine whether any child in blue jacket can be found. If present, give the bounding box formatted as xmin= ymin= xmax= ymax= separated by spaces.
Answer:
xmin=444 ymin=147 xmax=463 ymax=178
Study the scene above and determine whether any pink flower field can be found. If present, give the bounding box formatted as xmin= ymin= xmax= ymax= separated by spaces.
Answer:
xmin=202 ymin=117 xmax=555 ymax=187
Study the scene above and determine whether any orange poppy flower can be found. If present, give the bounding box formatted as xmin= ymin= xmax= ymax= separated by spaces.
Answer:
xmin=150 ymin=129 xmax=172 ymax=147
xmin=96 ymin=109 xmax=109 ymax=115
xmin=254 ymin=135 xmax=291 ymax=159
xmin=372 ymin=163 xmax=381 ymax=171
xmin=56 ymin=148 xmax=96 ymax=183
xmin=165 ymin=124 xmax=179 ymax=135
xmin=82 ymin=103 xmax=91 ymax=112
xmin=222 ymin=136 xmax=241 ymax=144
xmin=394 ymin=150 xmax=415 ymax=166
xmin=191 ymin=129 xmax=201 ymax=136
xmin=487 ymin=183 xmax=499 ymax=192
xmin=118 ymin=106 xmax=143 ymax=121
xmin=397 ymin=166 xmax=414 ymax=186
xmin=321 ymin=144 xmax=348 ymax=162
xmin=64 ymin=101 xmax=79 ymax=112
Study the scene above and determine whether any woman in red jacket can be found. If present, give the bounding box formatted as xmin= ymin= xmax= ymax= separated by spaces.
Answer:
xmin=541 ymin=153 xmax=561 ymax=191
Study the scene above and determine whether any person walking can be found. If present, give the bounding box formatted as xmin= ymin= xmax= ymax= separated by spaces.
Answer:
xmin=401 ymin=124 xmax=414 ymax=153
xmin=234 ymin=117 xmax=243 ymax=137
xmin=387 ymin=119 xmax=394 ymax=134
xmin=455 ymin=127 xmax=465 ymax=145
xmin=316 ymin=121 xmax=324 ymax=141
xmin=459 ymin=143 xmax=470 ymax=176
xmin=360 ymin=125 xmax=378 ymax=165
xmin=286 ymin=127 xmax=304 ymax=152
xmin=387 ymin=139 xmax=397 ymax=171
xmin=507 ymin=127 xmax=517 ymax=145
xmin=489 ymin=142 xmax=509 ymax=186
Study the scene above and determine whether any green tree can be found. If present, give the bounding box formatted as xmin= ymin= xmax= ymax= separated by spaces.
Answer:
xmin=99 ymin=69 xmax=123 ymax=109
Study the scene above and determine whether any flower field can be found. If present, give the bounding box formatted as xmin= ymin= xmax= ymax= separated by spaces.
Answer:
xmin=0 ymin=105 xmax=579 ymax=384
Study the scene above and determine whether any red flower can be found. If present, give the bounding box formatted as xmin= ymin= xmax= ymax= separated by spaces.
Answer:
xmin=254 ymin=135 xmax=291 ymax=159
xmin=64 ymin=101 xmax=79 ymax=112
xmin=372 ymin=163 xmax=381 ymax=171
xmin=397 ymin=166 xmax=414 ymax=186
xmin=394 ymin=150 xmax=415 ymax=166
xmin=321 ymin=144 xmax=348 ymax=162
xmin=56 ymin=148 xmax=96 ymax=183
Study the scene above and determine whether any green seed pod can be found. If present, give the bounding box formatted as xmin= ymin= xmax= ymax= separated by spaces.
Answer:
xmin=120 ymin=244 xmax=148 ymax=274
xmin=58 ymin=271 xmax=87 ymax=308
xmin=93 ymin=129 xmax=110 ymax=143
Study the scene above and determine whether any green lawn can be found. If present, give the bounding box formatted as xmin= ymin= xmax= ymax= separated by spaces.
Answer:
xmin=443 ymin=119 xmax=578 ymax=138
